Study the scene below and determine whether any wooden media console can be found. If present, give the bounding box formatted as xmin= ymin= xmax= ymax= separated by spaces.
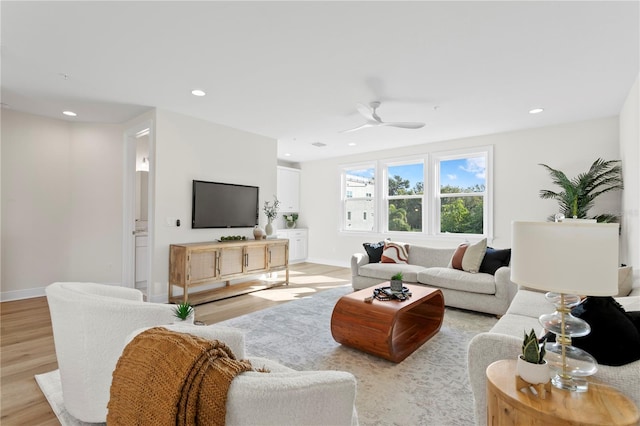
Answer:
xmin=169 ymin=239 xmax=289 ymax=305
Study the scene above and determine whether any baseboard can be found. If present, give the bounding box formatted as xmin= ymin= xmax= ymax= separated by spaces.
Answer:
xmin=305 ymin=257 xmax=350 ymax=269
xmin=0 ymin=286 xmax=46 ymax=302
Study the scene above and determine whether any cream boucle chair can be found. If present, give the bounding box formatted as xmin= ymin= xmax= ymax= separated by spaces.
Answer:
xmin=46 ymin=282 xmax=244 ymax=422
xmin=47 ymin=282 xmax=358 ymax=425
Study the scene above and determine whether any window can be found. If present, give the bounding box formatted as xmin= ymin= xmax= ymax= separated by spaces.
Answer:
xmin=386 ymin=161 xmax=424 ymax=232
xmin=340 ymin=147 xmax=492 ymax=237
xmin=435 ymin=150 xmax=490 ymax=236
xmin=342 ymin=165 xmax=375 ymax=231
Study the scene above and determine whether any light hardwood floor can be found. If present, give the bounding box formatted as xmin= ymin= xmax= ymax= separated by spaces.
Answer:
xmin=0 ymin=262 xmax=351 ymax=425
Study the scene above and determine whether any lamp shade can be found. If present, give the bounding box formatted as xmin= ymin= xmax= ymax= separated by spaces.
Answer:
xmin=511 ymin=221 xmax=618 ymax=296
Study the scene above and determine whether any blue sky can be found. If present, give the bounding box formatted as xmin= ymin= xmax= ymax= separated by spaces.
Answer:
xmin=349 ymin=157 xmax=485 ymax=190
xmin=440 ymin=157 xmax=486 ymax=189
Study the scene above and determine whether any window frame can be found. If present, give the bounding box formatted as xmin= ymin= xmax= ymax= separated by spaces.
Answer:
xmin=339 ymin=146 xmax=493 ymax=240
xmin=382 ymin=157 xmax=426 ymax=234
xmin=431 ymin=146 xmax=493 ymax=239
xmin=341 ymin=162 xmax=377 ymax=233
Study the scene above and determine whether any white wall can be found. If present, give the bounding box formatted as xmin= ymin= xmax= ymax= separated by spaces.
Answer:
xmin=150 ymin=109 xmax=277 ymax=302
xmin=1 ymin=110 xmax=124 ymax=300
xmin=301 ymin=117 xmax=621 ymax=267
xmin=619 ymin=74 xmax=640 ymax=284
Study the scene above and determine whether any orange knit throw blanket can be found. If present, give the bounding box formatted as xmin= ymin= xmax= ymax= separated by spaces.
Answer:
xmin=107 ymin=327 xmax=253 ymax=426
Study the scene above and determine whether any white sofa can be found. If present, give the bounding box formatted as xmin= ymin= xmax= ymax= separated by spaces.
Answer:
xmin=351 ymin=244 xmax=518 ymax=315
xmin=468 ymin=287 xmax=640 ymax=426
xmin=47 ymin=282 xmax=358 ymax=425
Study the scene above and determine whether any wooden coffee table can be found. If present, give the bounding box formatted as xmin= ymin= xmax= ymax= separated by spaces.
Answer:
xmin=330 ymin=283 xmax=444 ymax=362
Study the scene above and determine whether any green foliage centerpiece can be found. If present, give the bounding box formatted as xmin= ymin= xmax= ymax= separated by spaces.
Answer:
xmin=390 ymin=272 xmax=404 ymax=292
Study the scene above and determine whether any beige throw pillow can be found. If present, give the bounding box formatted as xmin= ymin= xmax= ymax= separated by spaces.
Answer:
xmin=461 ymin=238 xmax=487 ymax=273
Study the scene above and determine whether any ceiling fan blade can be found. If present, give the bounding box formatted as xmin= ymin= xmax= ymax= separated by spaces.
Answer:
xmin=355 ymin=103 xmax=380 ymax=123
xmin=381 ymin=122 xmax=425 ymax=129
xmin=340 ymin=121 xmax=379 ymax=133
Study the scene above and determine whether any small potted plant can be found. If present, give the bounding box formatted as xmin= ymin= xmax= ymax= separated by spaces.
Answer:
xmin=283 ymin=213 xmax=299 ymax=229
xmin=173 ymin=302 xmax=194 ymax=324
xmin=390 ymin=272 xmax=404 ymax=292
xmin=516 ymin=329 xmax=549 ymax=384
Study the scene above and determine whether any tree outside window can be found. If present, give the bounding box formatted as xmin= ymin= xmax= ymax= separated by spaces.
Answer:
xmin=438 ymin=155 xmax=486 ymax=235
xmin=387 ymin=162 xmax=424 ymax=232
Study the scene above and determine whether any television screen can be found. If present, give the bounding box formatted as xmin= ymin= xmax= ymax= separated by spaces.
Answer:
xmin=192 ymin=180 xmax=259 ymax=228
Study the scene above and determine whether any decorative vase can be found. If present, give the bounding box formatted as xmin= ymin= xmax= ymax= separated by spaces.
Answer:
xmin=286 ymin=221 xmax=296 ymax=229
xmin=516 ymin=356 xmax=550 ymax=385
xmin=253 ymin=225 xmax=265 ymax=240
xmin=265 ymin=219 xmax=274 ymax=236
xmin=390 ymin=279 xmax=403 ymax=292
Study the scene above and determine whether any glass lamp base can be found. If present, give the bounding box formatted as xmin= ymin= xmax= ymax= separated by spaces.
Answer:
xmin=544 ymin=342 xmax=598 ymax=392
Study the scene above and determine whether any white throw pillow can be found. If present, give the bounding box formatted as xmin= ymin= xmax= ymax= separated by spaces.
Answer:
xmin=461 ymin=238 xmax=487 ymax=273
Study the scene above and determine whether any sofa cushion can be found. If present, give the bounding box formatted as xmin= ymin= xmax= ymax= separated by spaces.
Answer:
xmin=461 ymin=238 xmax=487 ymax=273
xmin=504 ymin=289 xmax=548 ymax=318
xmin=479 ymin=248 xmax=511 ymax=275
xmin=357 ymin=263 xmax=424 ymax=283
xmin=408 ymin=246 xmax=456 ymax=268
xmin=417 ymin=267 xmax=496 ymax=295
xmin=381 ymin=241 xmax=409 ymax=264
xmin=490 ymin=313 xmax=543 ymax=338
xmin=362 ymin=241 xmax=385 ymax=263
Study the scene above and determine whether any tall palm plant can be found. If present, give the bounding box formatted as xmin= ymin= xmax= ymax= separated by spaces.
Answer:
xmin=539 ymin=158 xmax=623 ymax=222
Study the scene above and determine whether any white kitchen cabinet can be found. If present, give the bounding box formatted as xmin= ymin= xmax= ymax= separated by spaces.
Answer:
xmin=276 ymin=228 xmax=308 ymax=263
xmin=277 ymin=166 xmax=300 ymax=212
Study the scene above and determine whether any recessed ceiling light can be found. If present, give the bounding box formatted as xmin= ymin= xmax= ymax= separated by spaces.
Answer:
xmin=284 ymin=153 xmax=291 ymax=157
xmin=63 ymin=111 xmax=77 ymax=117
xmin=529 ymin=108 xmax=544 ymax=114
xmin=191 ymin=89 xmax=206 ymax=97
xmin=348 ymin=142 xmax=357 ymax=146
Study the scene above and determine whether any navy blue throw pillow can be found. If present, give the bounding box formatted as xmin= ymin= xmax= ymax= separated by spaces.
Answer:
xmin=545 ymin=297 xmax=640 ymax=366
xmin=479 ymin=247 xmax=511 ymax=275
xmin=362 ymin=241 xmax=385 ymax=263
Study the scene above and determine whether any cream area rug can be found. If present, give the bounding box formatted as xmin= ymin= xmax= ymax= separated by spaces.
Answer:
xmin=36 ymin=285 xmax=497 ymax=426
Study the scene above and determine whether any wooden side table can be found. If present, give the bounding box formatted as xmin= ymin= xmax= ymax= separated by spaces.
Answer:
xmin=486 ymin=359 xmax=639 ymax=426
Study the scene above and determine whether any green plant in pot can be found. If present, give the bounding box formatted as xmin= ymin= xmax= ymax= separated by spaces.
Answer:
xmin=173 ymin=302 xmax=194 ymax=323
xmin=517 ymin=329 xmax=549 ymax=384
xmin=539 ymin=158 xmax=623 ymax=223
xmin=390 ymin=272 xmax=404 ymax=292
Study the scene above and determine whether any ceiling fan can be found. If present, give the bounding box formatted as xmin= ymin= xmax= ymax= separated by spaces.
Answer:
xmin=341 ymin=101 xmax=426 ymax=133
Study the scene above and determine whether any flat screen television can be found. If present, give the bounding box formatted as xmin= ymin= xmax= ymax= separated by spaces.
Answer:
xmin=192 ymin=180 xmax=259 ymax=228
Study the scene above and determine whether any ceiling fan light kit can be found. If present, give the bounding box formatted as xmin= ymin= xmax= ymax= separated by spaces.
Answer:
xmin=341 ymin=101 xmax=426 ymax=133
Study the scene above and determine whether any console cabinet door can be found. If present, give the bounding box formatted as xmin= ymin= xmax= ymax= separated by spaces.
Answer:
xmin=187 ymin=249 xmax=218 ymax=284
xmin=244 ymin=245 xmax=268 ymax=273
xmin=218 ymin=246 xmax=244 ymax=277
xmin=268 ymin=243 xmax=288 ymax=268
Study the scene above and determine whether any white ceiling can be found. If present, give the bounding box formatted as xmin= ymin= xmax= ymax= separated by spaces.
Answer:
xmin=1 ymin=1 xmax=638 ymax=163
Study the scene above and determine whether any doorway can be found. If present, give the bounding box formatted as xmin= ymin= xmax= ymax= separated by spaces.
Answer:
xmin=123 ymin=120 xmax=154 ymax=300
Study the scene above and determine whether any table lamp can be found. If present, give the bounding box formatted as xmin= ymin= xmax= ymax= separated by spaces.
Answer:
xmin=510 ymin=221 xmax=619 ymax=392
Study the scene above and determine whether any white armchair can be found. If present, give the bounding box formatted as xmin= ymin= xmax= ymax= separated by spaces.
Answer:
xmin=46 ymin=282 xmax=178 ymax=422
xmin=125 ymin=326 xmax=359 ymax=426
xmin=47 ymin=282 xmax=358 ymax=425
